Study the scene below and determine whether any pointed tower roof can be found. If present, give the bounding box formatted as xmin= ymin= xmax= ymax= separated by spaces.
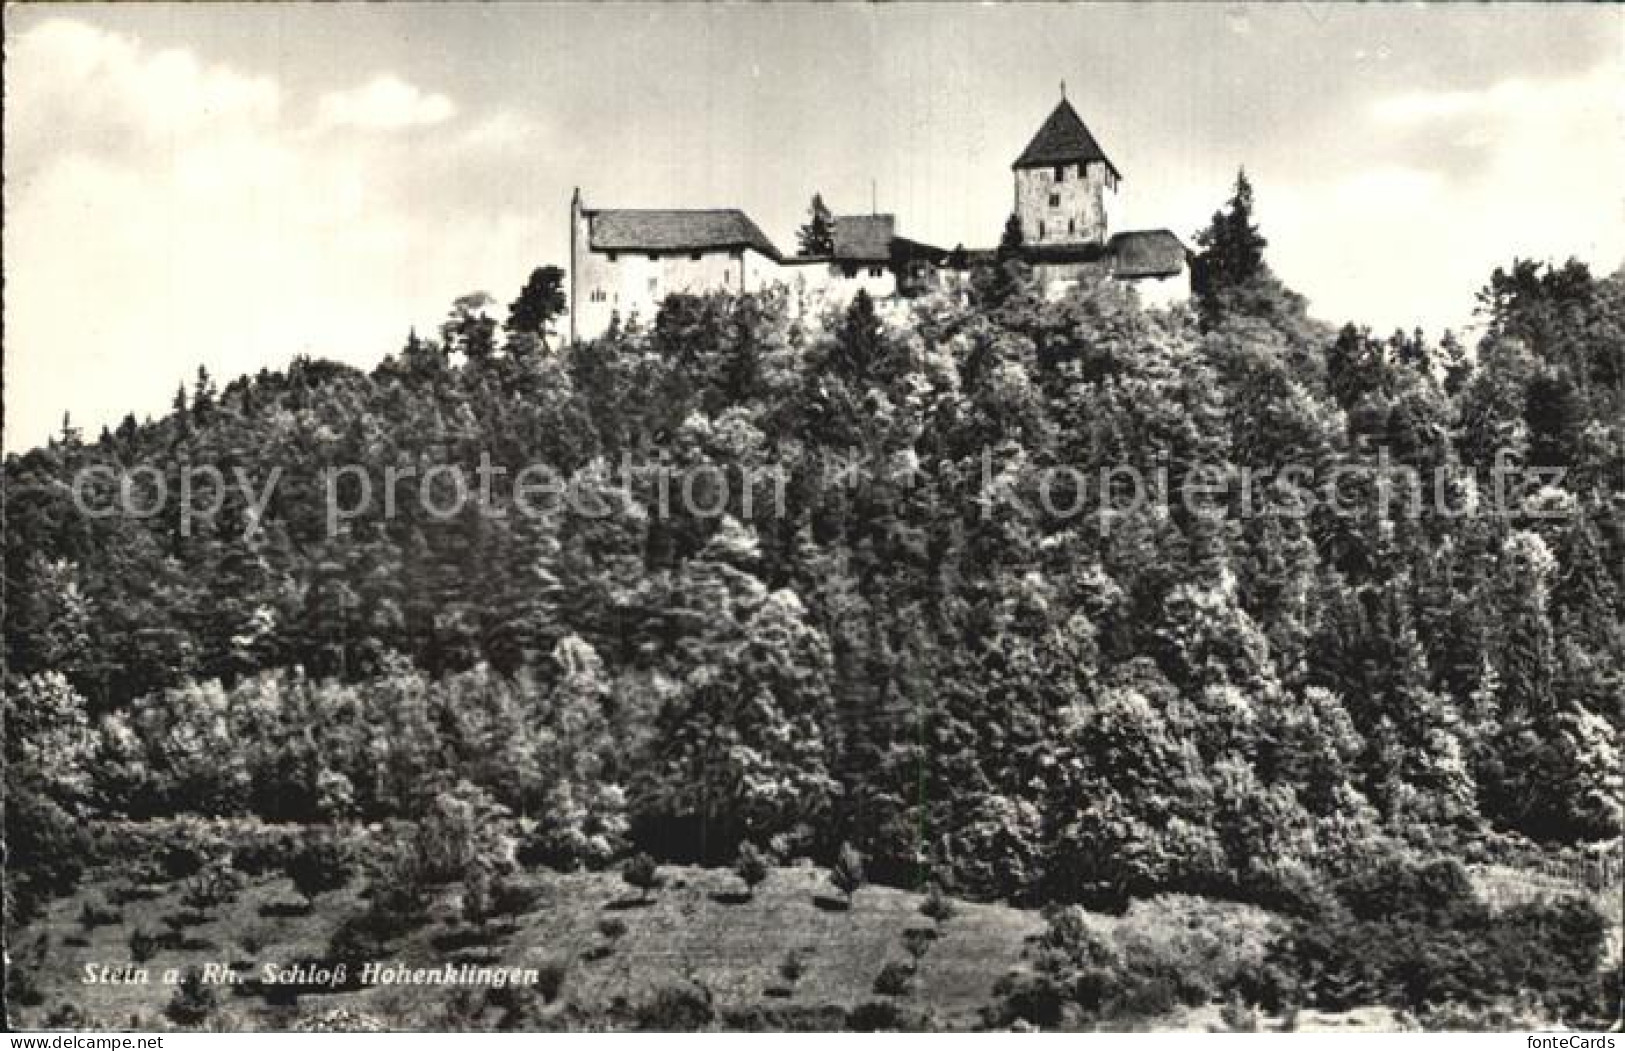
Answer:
xmin=1012 ymin=97 xmax=1119 ymax=177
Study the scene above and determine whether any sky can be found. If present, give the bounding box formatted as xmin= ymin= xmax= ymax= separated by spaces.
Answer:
xmin=5 ymin=2 xmax=1622 ymax=451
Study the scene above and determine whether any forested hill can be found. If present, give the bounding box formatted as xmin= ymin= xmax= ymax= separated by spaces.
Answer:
xmin=6 ymin=187 xmax=1623 ymax=915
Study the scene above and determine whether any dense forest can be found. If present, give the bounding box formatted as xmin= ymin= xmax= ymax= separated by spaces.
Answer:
xmin=6 ymin=179 xmax=1622 ymax=1024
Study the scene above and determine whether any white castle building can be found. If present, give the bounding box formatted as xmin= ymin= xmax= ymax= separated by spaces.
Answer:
xmin=569 ymin=95 xmax=1189 ymax=343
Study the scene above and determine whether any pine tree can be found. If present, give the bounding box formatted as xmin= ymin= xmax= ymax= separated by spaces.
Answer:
xmin=1192 ymin=168 xmax=1269 ymax=323
xmin=997 ymin=214 xmax=1024 ymax=259
xmin=797 ymin=194 xmax=835 ymax=257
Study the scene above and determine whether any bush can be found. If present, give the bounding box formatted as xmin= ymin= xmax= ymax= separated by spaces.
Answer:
xmin=1219 ymin=992 xmax=1260 ymax=1032
xmin=516 ymin=784 xmax=629 ymax=873
xmin=533 ymin=959 xmax=569 ymax=1004
xmin=183 ymin=860 xmax=245 ymax=912
xmin=129 ymin=928 xmax=160 ymax=963
xmin=229 ymin=826 xmax=305 ymax=877
xmin=846 ymin=1000 xmax=933 ymax=1031
xmin=165 ymin=967 xmax=218 ymax=1027
xmin=43 ymin=1003 xmax=94 ymax=1029
xmin=491 ymin=876 xmax=543 ymax=920
xmin=6 ymin=966 xmax=45 ymax=1009
xmin=598 ymin=917 xmax=628 ymax=941
xmin=236 ymin=922 xmax=275 ymax=958
xmin=621 ymin=853 xmax=661 ymax=900
xmin=285 ymin=837 xmax=354 ymax=905
xmin=901 ymin=927 xmax=936 ymax=962
xmin=156 ymin=819 xmax=227 ymax=882
xmin=635 ymin=981 xmax=715 ymax=1031
xmin=326 ymin=913 xmax=394 ymax=974
xmin=1269 ymin=890 xmax=1608 ymax=1019
xmin=779 ymin=950 xmax=806 ymax=986
xmin=461 ymin=870 xmax=493 ymax=926
xmin=415 ymin=782 xmax=517 ymax=886
xmin=78 ymin=896 xmax=123 ymax=929
xmin=734 ymin=842 xmax=770 ymax=898
xmin=723 ymin=1004 xmax=848 ymax=1031
xmin=6 ymin=789 xmax=87 ymax=925
xmin=829 ymin=843 xmax=865 ymax=903
xmin=1336 ymin=856 xmax=1485 ymax=928
xmin=920 ymin=883 xmax=956 ymax=924
xmin=873 ymin=961 xmax=915 ymax=996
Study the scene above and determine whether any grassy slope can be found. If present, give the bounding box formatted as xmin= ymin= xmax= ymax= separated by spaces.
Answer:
xmin=15 ymin=863 xmax=1044 ymax=1030
xmin=22 ymin=858 xmax=1607 ymax=1031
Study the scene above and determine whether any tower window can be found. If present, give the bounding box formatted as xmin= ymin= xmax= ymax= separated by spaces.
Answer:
xmin=869 ymin=266 xmax=884 ymax=278
xmin=1068 ymin=219 xmax=1076 ymax=234
xmin=1054 ymin=165 xmax=1064 ymax=181
xmin=1038 ymin=220 xmax=1046 ymax=238
xmin=1049 ymin=193 xmax=1060 ymax=208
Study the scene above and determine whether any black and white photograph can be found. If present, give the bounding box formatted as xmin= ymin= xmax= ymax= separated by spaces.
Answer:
xmin=3 ymin=1 xmax=1622 ymax=1037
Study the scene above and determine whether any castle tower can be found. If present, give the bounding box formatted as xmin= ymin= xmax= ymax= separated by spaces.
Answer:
xmin=1012 ymin=93 xmax=1120 ymax=248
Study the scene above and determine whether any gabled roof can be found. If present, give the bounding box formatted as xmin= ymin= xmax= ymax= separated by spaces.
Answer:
xmin=1012 ymin=98 xmax=1119 ymax=178
xmin=589 ymin=209 xmax=781 ymax=261
xmin=832 ymin=214 xmax=896 ymax=262
xmin=1107 ymin=229 xmax=1188 ymax=278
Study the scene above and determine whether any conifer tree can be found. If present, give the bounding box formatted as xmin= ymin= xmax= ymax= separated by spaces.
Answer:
xmin=797 ymin=194 xmax=835 ymax=257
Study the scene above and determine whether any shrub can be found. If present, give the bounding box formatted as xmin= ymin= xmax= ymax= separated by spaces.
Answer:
xmin=636 ymin=981 xmax=715 ymax=1031
xmin=491 ymin=876 xmax=543 ymax=920
xmin=902 ymin=927 xmax=936 ymax=962
xmin=598 ymin=917 xmax=628 ymax=942
xmin=829 ymin=843 xmax=865 ymax=904
xmin=78 ymin=896 xmax=123 ymax=929
xmin=518 ymin=781 xmax=630 ymax=872
xmin=533 ymin=959 xmax=569 ymax=1004
xmin=846 ymin=1000 xmax=933 ymax=1031
xmin=1269 ymin=890 xmax=1607 ymax=1019
xmin=734 ymin=842 xmax=769 ymax=899
xmin=621 ymin=853 xmax=661 ymax=901
xmin=1336 ymin=856 xmax=1485 ymax=928
xmin=128 ymin=928 xmax=160 ymax=963
xmin=415 ymin=781 xmax=517 ymax=886
xmin=182 ymin=860 xmax=245 ymax=912
xmin=285 ymin=837 xmax=353 ymax=906
xmin=326 ymin=913 xmax=394 ymax=974
xmin=873 ymin=961 xmax=915 ymax=996
xmin=236 ymin=922 xmax=274 ymax=958
xmin=779 ymin=950 xmax=806 ymax=987
xmin=165 ymin=967 xmax=218 ymax=1027
xmin=988 ymin=970 xmax=1072 ymax=1029
xmin=229 ymin=827 xmax=304 ymax=877
xmin=1219 ymin=992 xmax=1260 ymax=1032
xmin=157 ymin=819 xmax=226 ymax=882
xmin=723 ymin=1004 xmax=848 ymax=1031
xmin=43 ymin=1003 xmax=93 ymax=1029
xmin=6 ymin=789 xmax=87 ymax=925
xmin=920 ymin=883 xmax=956 ymax=924
xmin=6 ymin=966 xmax=45 ymax=1009
xmin=461 ymin=870 xmax=493 ymax=926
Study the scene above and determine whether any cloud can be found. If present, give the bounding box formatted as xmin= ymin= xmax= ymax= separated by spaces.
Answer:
xmin=4 ymin=21 xmax=544 ymax=451
xmin=1262 ymin=63 xmax=1624 ymax=334
xmin=5 ymin=19 xmax=280 ymax=186
xmin=315 ymin=75 xmax=456 ymax=131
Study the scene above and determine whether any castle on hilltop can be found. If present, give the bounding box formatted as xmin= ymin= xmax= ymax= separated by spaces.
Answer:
xmin=569 ymin=94 xmax=1189 ymax=343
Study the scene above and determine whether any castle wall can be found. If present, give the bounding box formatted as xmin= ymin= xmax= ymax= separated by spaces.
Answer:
xmin=1014 ymin=160 xmax=1115 ymax=247
xmin=573 ymin=234 xmax=777 ymax=340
